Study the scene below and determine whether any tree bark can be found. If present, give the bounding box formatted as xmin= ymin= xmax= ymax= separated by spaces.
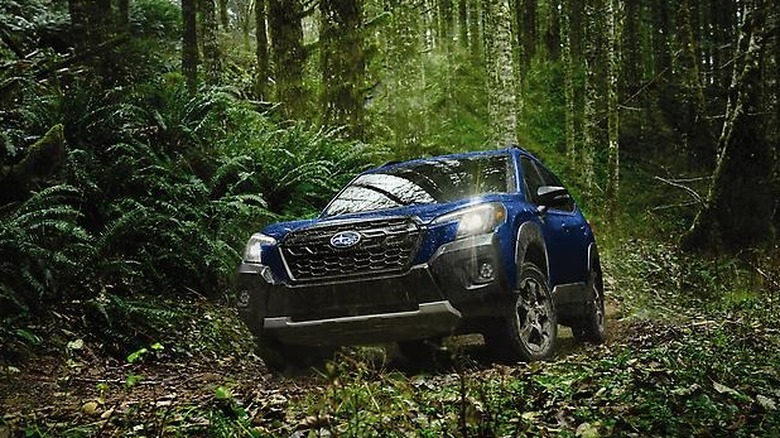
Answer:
xmin=219 ymin=0 xmax=229 ymax=29
xmin=676 ymin=0 xmax=715 ymax=167
xmin=200 ymin=0 xmax=222 ymax=85
xmin=118 ymin=0 xmax=130 ymax=30
xmin=483 ymin=0 xmax=517 ymax=146
xmin=560 ymin=0 xmax=576 ymax=161
xmin=605 ymin=0 xmax=623 ymax=212
xmin=468 ymin=0 xmax=482 ymax=59
xmin=269 ymin=0 xmax=307 ymax=118
xmin=255 ymin=0 xmax=269 ymax=100
xmin=582 ymin=0 xmax=604 ymax=197
xmin=182 ymin=0 xmax=199 ymax=94
xmin=320 ymin=0 xmax=365 ymax=139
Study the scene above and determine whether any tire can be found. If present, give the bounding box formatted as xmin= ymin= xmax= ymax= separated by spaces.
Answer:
xmin=256 ymin=336 xmax=334 ymax=372
xmin=486 ymin=262 xmax=558 ymax=362
xmin=572 ymin=259 xmax=606 ymax=344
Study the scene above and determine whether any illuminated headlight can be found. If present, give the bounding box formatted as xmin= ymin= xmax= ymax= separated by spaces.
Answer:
xmin=433 ymin=203 xmax=507 ymax=238
xmin=243 ymin=233 xmax=276 ymax=264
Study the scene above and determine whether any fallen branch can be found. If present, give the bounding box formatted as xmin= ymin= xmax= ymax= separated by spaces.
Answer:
xmin=653 ymin=176 xmax=705 ymax=206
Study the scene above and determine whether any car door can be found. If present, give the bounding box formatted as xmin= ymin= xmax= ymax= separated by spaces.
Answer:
xmin=519 ymin=157 xmax=588 ymax=286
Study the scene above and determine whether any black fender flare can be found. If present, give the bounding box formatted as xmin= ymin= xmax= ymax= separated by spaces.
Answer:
xmin=514 ymin=221 xmax=549 ymax=283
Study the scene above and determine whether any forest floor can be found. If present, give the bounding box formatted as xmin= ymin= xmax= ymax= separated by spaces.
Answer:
xmin=2 ymin=248 xmax=780 ymax=437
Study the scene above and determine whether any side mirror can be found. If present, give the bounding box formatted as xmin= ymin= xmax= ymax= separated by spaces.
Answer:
xmin=536 ymin=185 xmax=571 ymax=208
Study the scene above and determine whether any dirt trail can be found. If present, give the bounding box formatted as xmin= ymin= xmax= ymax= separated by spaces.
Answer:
xmin=0 ymin=294 xmax=635 ymax=435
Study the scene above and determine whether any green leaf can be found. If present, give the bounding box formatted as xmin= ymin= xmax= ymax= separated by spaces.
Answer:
xmin=15 ymin=328 xmax=41 ymax=345
xmin=150 ymin=342 xmax=164 ymax=351
xmin=125 ymin=374 xmax=143 ymax=388
xmin=214 ymin=386 xmax=232 ymax=400
xmin=126 ymin=348 xmax=148 ymax=363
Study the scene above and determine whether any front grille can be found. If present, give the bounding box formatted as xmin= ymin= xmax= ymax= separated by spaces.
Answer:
xmin=281 ymin=217 xmax=422 ymax=282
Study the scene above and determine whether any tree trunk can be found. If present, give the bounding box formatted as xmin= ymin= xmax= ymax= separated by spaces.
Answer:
xmin=269 ymin=0 xmax=307 ymax=118
xmin=200 ymin=0 xmax=222 ymax=85
xmin=468 ymin=0 xmax=482 ymax=59
xmin=676 ymin=0 xmax=714 ymax=167
xmin=582 ymin=0 xmax=604 ymax=197
xmin=521 ymin=0 xmax=536 ymax=66
xmin=255 ymin=0 xmax=269 ymax=100
xmin=683 ymin=0 xmax=773 ymax=250
xmin=458 ymin=0 xmax=468 ymax=48
xmin=320 ymin=0 xmax=365 ymax=139
xmin=605 ymin=0 xmax=623 ymax=212
xmin=118 ymin=0 xmax=130 ymax=30
xmin=182 ymin=0 xmax=199 ymax=94
xmin=67 ymin=0 xmax=89 ymax=51
xmin=560 ymin=0 xmax=576 ymax=162
xmin=545 ymin=0 xmax=560 ymax=60
xmin=219 ymin=0 xmax=229 ymax=29
xmin=484 ymin=0 xmax=517 ymax=146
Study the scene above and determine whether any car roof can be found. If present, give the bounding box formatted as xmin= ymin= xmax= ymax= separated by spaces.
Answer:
xmin=368 ymin=146 xmax=537 ymax=173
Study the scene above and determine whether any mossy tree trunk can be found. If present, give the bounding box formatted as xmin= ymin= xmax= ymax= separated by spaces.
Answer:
xmin=182 ymin=0 xmax=199 ymax=95
xmin=269 ymin=0 xmax=307 ymax=119
xmin=483 ymin=0 xmax=517 ymax=147
xmin=604 ymin=0 xmax=623 ymax=214
xmin=200 ymin=0 xmax=222 ymax=85
xmin=560 ymin=0 xmax=577 ymax=162
xmin=320 ymin=0 xmax=366 ymax=139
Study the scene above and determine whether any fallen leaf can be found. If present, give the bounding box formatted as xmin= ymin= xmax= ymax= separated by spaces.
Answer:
xmin=713 ymin=381 xmax=740 ymax=396
xmin=757 ymin=395 xmax=777 ymax=410
xmin=576 ymin=422 xmax=600 ymax=438
xmin=67 ymin=339 xmax=84 ymax=350
xmin=82 ymin=401 xmax=99 ymax=416
xmin=100 ymin=408 xmax=114 ymax=419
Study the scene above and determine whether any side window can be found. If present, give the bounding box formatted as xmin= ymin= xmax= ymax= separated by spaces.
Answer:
xmin=535 ymin=163 xmax=576 ymax=212
xmin=520 ymin=157 xmax=544 ymax=204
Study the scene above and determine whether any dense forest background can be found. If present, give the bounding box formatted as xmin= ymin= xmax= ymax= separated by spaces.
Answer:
xmin=1 ymin=0 xmax=779 ymax=435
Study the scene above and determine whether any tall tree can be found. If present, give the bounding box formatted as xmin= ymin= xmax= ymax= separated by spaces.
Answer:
xmin=200 ymin=0 xmax=222 ymax=85
xmin=676 ymin=0 xmax=714 ymax=167
xmin=560 ymin=0 xmax=577 ymax=161
xmin=683 ymin=0 xmax=774 ymax=250
xmin=483 ymin=0 xmax=517 ymax=146
xmin=320 ymin=0 xmax=366 ymax=139
xmin=219 ymin=0 xmax=229 ymax=29
xmin=467 ymin=0 xmax=482 ymax=59
xmin=605 ymin=0 xmax=623 ymax=211
xmin=268 ymin=0 xmax=307 ymax=118
xmin=255 ymin=0 xmax=269 ymax=100
xmin=118 ymin=0 xmax=130 ymax=30
xmin=182 ymin=0 xmax=199 ymax=94
xmin=582 ymin=0 xmax=605 ymax=196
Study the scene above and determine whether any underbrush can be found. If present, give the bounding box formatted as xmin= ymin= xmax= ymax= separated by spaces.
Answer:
xmin=0 ymin=76 xmax=382 ymax=361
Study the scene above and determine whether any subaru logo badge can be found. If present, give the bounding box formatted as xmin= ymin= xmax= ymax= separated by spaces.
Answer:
xmin=330 ymin=231 xmax=361 ymax=248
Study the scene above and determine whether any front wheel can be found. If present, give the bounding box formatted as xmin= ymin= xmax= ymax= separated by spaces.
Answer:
xmin=486 ymin=262 xmax=558 ymax=362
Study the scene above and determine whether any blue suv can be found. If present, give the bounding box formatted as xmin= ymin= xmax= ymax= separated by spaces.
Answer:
xmin=236 ymin=148 xmax=604 ymax=368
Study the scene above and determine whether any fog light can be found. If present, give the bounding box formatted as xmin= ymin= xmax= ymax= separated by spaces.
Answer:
xmin=478 ymin=262 xmax=494 ymax=280
xmin=260 ymin=266 xmax=275 ymax=284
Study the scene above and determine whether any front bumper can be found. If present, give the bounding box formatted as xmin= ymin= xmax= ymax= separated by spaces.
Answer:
xmin=237 ymin=233 xmax=510 ymax=346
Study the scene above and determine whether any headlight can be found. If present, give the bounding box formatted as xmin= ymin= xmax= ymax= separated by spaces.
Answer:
xmin=433 ymin=203 xmax=507 ymax=238
xmin=243 ymin=233 xmax=276 ymax=264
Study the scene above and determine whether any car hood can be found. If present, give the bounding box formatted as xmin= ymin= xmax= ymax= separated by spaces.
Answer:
xmin=260 ymin=194 xmax=512 ymax=240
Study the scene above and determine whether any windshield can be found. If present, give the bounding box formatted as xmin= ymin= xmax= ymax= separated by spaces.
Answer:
xmin=323 ymin=154 xmax=512 ymax=217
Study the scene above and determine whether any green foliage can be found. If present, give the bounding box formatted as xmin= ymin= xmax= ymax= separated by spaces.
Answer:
xmin=0 ymin=185 xmax=87 ymax=316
